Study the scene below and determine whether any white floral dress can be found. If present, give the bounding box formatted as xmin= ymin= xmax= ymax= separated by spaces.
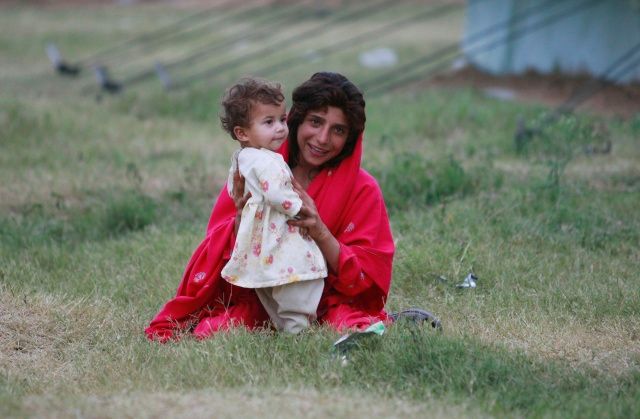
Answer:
xmin=221 ymin=148 xmax=327 ymax=288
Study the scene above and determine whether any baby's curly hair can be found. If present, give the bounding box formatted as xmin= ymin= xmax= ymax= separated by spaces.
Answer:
xmin=220 ymin=77 xmax=285 ymax=141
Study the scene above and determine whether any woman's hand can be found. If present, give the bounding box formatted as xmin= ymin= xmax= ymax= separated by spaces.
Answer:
xmin=288 ymin=178 xmax=330 ymax=241
xmin=232 ymin=169 xmax=251 ymax=234
xmin=289 ymin=177 xmax=340 ymax=272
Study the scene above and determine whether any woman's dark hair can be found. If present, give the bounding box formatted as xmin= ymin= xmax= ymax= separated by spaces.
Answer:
xmin=287 ymin=72 xmax=365 ymax=169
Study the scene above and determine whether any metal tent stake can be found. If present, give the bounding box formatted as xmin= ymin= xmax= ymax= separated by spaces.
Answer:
xmin=46 ymin=43 xmax=81 ymax=76
xmin=93 ymin=66 xmax=122 ymax=94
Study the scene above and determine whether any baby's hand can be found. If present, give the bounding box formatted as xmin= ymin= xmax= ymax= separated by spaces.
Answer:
xmin=232 ymin=169 xmax=250 ymax=235
xmin=288 ymin=179 xmax=330 ymax=243
xmin=232 ymin=169 xmax=251 ymax=211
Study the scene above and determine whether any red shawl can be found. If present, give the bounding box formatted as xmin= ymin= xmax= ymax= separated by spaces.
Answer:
xmin=145 ymin=134 xmax=394 ymax=341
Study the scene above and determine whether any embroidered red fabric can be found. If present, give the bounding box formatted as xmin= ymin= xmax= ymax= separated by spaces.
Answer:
xmin=145 ymin=135 xmax=395 ymax=341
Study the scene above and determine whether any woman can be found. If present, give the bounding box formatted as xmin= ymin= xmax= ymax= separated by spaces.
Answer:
xmin=145 ymin=72 xmax=395 ymax=341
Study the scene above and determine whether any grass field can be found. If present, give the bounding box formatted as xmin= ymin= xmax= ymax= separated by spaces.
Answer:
xmin=1 ymin=1 xmax=639 ymax=418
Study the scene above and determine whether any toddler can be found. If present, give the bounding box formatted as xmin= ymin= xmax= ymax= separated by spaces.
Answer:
xmin=219 ymin=77 xmax=327 ymax=333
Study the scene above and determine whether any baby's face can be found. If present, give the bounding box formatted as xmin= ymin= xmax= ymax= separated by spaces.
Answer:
xmin=239 ymin=101 xmax=288 ymax=151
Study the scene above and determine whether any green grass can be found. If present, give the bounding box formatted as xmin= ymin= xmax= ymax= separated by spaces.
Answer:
xmin=1 ymin=2 xmax=639 ymax=418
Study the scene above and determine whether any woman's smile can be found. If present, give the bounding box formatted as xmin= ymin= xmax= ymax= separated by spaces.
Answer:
xmin=308 ymin=143 xmax=329 ymax=156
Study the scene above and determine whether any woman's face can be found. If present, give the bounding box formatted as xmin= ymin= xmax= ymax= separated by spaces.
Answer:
xmin=296 ymin=106 xmax=350 ymax=170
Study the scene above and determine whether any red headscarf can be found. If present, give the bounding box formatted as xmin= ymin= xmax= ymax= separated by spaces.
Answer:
xmin=145 ymin=134 xmax=394 ymax=341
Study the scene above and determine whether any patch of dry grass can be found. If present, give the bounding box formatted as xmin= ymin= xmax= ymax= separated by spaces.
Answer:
xmin=0 ymin=103 xmax=230 ymax=212
xmin=22 ymin=387 xmax=483 ymax=419
xmin=0 ymin=288 xmax=106 ymax=389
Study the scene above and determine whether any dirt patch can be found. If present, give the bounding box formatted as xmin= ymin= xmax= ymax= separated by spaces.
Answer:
xmin=430 ymin=66 xmax=640 ymax=119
